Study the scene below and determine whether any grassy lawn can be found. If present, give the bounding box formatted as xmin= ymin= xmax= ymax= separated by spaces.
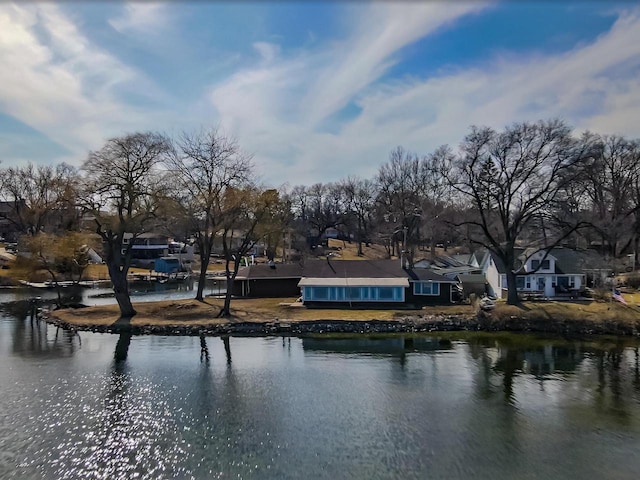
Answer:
xmin=49 ymin=294 xmax=640 ymax=330
xmin=51 ymin=296 xmax=479 ymax=327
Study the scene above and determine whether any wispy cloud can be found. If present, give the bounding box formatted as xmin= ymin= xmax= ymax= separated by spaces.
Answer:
xmin=108 ymin=2 xmax=169 ymax=35
xmin=1 ymin=1 xmax=638 ymax=187
xmin=302 ymin=2 xmax=489 ymax=128
xmin=0 ymin=3 xmax=167 ymax=164
xmin=207 ymin=4 xmax=640 ymax=186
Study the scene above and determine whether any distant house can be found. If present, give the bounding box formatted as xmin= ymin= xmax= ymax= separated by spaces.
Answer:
xmin=154 ymin=257 xmax=181 ymax=274
xmin=473 ymin=247 xmax=602 ymax=299
xmin=456 ymin=273 xmax=488 ymax=298
xmin=232 ymin=263 xmax=304 ymax=297
xmin=298 ymin=259 xmax=455 ymax=307
xmin=513 ymin=248 xmax=590 ymax=297
xmin=123 ymin=233 xmax=169 ymax=268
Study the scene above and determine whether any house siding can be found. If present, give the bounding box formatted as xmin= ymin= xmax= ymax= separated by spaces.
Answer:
xmin=405 ymin=282 xmax=452 ymax=306
xmin=232 ymin=278 xmax=301 ymax=298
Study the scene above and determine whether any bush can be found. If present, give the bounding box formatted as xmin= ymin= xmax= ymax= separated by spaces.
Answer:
xmin=591 ymin=288 xmax=612 ymax=302
xmin=625 ymin=274 xmax=640 ymax=289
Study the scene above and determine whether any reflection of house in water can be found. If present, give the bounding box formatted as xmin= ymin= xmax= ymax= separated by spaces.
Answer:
xmin=522 ymin=344 xmax=583 ymax=376
xmin=302 ymin=336 xmax=452 ymax=355
xmin=493 ymin=344 xmax=584 ymax=377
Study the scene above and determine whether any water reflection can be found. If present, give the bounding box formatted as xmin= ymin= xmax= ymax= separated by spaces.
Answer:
xmin=114 ymin=332 xmax=132 ymax=364
xmin=1 ymin=299 xmax=80 ymax=359
xmin=3 ymin=303 xmax=640 ymax=479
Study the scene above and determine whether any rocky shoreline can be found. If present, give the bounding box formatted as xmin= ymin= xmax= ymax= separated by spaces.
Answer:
xmin=44 ymin=312 xmax=640 ymax=337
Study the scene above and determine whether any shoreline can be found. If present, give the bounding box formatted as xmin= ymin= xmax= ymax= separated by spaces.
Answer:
xmin=45 ymin=310 xmax=640 ymax=338
xmin=42 ymin=296 xmax=640 ymax=338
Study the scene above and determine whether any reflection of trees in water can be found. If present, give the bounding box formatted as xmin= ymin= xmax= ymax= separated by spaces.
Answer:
xmin=198 ymin=334 xmax=232 ymax=365
xmin=114 ymin=332 xmax=132 ymax=364
xmin=1 ymin=299 xmax=80 ymax=358
xmin=199 ymin=333 xmax=210 ymax=363
xmin=465 ymin=335 xmax=640 ymax=427
xmin=589 ymin=342 xmax=636 ymax=423
xmin=221 ymin=335 xmax=232 ymax=364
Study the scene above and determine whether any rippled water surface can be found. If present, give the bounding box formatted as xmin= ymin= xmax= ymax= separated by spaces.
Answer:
xmin=2 ymin=294 xmax=640 ymax=479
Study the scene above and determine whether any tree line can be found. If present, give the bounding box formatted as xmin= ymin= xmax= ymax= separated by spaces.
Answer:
xmin=1 ymin=119 xmax=639 ymax=311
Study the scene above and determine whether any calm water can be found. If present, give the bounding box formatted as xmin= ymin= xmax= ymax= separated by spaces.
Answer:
xmin=2 ymin=292 xmax=640 ymax=479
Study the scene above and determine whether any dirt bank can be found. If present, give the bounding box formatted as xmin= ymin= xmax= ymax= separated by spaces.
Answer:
xmin=45 ymin=297 xmax=640 ymax=337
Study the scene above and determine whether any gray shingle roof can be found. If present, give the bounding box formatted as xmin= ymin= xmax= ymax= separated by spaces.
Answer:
xmin=235 ymin=263 xmax=304 ymax=280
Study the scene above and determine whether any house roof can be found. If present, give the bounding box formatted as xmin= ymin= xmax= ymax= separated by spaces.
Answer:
xmin=473 ymin=248 xmax=517 ymax=274
xmin=457 ymin=274 xmax=487 ymax=284
xmin=549 ymin=248 xmax=608 ymax=274
xmin=300 ymin=259 xmax=456 ymax=284
xmin=450 ymin=253 xmax=475 ymax=266
xmin=429 ymin=265 xmax=481 ymax=278
xmin=302 ymin=259 xmax=406 ymax=279
xmin=235 ymin=263 xmax=304 ymax=280
xmin=235 ymin=258 xmax=459 ymax=285
xmin=137 ymin=232 xmax=169 ymax=239
xmin=404 ymin=268 xmax=459 ymax=283
xmin=298 ymin=277 xmax=409 ymax=287
xmin=414 ymin=254 xmax=468 ymax=269
xmin=475 ymin=246 xmax=607 ymax=275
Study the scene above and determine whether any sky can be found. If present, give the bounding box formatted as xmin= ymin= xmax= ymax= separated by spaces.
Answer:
xmin=1 ymin=1 xmax=639 ymax=187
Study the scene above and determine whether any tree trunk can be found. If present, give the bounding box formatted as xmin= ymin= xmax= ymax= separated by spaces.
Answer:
xmin=219 ymin=256 xmax=240 ymax=317
xmin=506 ymin=269 xmax=520 ymax=305
xmin=106 ymin=257 xmax=136 ymax=317
xmin=111 ymin=268 xmax=136 ymax=317
xmin=219 ymin=273 xmax=235 ymax=317
xmin=195 ymin=236 xmax=213 ymax=302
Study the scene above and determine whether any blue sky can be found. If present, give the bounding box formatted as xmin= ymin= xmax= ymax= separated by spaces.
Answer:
xmin=1 ymin=1 xmax=639 ymax=186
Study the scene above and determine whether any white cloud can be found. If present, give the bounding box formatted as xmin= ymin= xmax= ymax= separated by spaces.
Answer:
xmin=207 ymin=5 xmax=640 ymax=186
xmin=302 ymin=2 xmax=489 ymax=128
xmin=0 ymin=3 xmax=168 ymax=165
xmin=2 ymin=1 xmax=639 ymax=186
xmin=108 ymin=2 xmax=169 ymax=34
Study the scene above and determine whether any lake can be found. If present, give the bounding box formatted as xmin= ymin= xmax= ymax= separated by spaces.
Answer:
xmin=1 ymin=289 xmax=640 ymax=479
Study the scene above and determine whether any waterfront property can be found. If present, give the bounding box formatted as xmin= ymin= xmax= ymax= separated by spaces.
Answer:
xmin=472 ymin=247 xmax=605 ymax=299
xmin=298 ymin=259 xmax=455 ymax=307
xmin=232 ymin=263 xmax=304 ymax=297
xmin=124 ymin=232 xmax=170 ymax=268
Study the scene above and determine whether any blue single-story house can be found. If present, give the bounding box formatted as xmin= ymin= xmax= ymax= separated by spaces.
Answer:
xmin=298 ymin=259 xmax=456 ymax=307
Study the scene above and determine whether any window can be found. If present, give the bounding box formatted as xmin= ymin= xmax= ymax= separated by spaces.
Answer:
xmin=313 ymin=287 xmax=328 ymax=300
xmin=526 ymin=276 xmax=531 ymax=289
xmin=347 ymin=287 xmax=361 ymax=301
xmin=378 ymin=287 xmax=395 ymax=300
xmin=516 ymin=276 xmax=525 ymax=289
xmin=414 ymin=282 xmax=440 ymax=296
xmin=531 ymin=259 xmax=550 ymax=270
xmin=330 ymin=287 xmax=345 ymax=301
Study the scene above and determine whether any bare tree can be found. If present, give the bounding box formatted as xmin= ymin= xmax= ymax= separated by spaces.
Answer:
xmin=377 ymin=146 xmax=437 ymax=265
xmin=81 ymin=132 xmax=171 ymax=318
xmin=166 ymin=128 xmax=252 ymax=302
xmin=341 ymin=176 xmax=376 ymax=256
xmin=23 ymin=232 xmax=96 ymax=307
xmin=445 ymin=120 xmax=596 ymax=305
xmin=218 ymin=187 xmax=289 ymax=317
xmin=580 ymin=134 xmax=640 ymax=257
xmin=0 ymin=163 xmax=80 ymax=235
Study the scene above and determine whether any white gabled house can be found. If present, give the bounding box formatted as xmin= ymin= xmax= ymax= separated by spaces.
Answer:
xmin=512 ymin=249 xmax=585 ymax=297
xmin=473 ymin=247 xmax=596 ymax=299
